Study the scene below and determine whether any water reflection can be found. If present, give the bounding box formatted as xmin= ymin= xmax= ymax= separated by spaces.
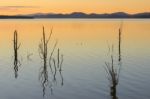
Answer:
xmin=13 ymin=30 xmax=21 ymax=79
xmin=38 ymin=27 xmax=64 ymax=97
xmin=50 ymin=48 xmax=64 ymax=86
xmin=27 ymin=52 xmax=33 ymax=61
xmin=118 ymin=22 xmax=123 ymax=64
xmin=105 ymin=25 xmax=123 ymax=99
xmin=59 ymin=53 xmax=64 ymax=86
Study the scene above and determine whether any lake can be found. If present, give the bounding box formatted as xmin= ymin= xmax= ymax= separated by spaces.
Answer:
xmin=0 ymin=19 xmax=150 ymax=99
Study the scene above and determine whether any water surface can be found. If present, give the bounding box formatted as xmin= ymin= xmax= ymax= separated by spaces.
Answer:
xmin=0 ymin=19 xmax=150 ymax=99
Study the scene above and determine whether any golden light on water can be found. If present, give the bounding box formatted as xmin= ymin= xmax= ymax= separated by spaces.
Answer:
xmin=0 ymin=20 xmax=150 ymax=52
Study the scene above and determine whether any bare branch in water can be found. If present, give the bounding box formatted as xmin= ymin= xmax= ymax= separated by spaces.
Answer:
xmin=38 ymin=26 xmax=64 ymax=97
xmin=13 ymin=30 xmax=21 ymax=79
xmin=39 ymin=26 xmax=52 ymax=97
xmin=104 ymin=24 xmax=123 ymax=99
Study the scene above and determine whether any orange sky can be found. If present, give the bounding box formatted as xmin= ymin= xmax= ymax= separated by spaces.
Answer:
xmin=0 ymin=0 xmax=150 ymax=15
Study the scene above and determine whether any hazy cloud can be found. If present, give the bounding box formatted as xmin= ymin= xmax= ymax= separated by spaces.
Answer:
xmin=0 ymin=6 xmax=39 ymax=10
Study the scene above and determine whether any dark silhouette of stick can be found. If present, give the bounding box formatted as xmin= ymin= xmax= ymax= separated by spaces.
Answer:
xmin=13 ymin=30 xmax=21 ymax=78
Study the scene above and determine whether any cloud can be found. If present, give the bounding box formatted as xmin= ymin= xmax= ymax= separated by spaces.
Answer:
xmin=0 ymin=6 xmax=39 ymax=11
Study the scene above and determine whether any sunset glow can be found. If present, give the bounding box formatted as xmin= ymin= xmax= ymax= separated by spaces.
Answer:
xmin=0 ymin=0 xmax=150 ymax=15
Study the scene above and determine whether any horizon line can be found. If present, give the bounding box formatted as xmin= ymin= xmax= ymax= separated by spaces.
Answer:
xmin=0 ymin=11 xmax=150 ymax=16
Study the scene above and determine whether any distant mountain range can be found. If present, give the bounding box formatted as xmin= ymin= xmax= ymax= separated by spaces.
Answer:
xmin=1 ymin=12 xmax=150 ymax=19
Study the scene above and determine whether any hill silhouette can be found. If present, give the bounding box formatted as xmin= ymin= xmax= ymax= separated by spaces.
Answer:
xmin=0 ymin=12 xmax=150 ymax=19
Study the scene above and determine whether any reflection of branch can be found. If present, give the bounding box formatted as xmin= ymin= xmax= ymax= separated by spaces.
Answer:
xmin=39 ymin=64 xmax=48 ymax=97
xmin=59 ymin=70 xmax=64 ymax=86
xmin=52 ymin=58 xmax=57 ymax=82
xmin=27 ymin=53 xmax=33 ymax=61
xmin=59 ymin=54 xmax=64 ymax=86
xmin=118 ymin=23 xmax=123 ymax=62
xmin=49 ymin=48 xmax=64 ymax=94
xmin=13 ymin=30 xmax=21 ymax=79
xmin=49 ymin=41 xmax=58 ymax=74
xmin=51 ymin=48 xmax=64 ymax=85
xmin=56 ymin=49 xmax=64 ymax=86
xmin=57 ymin=48 xmax=60 ymax=68
xmin=59 ymin=55 xmax=63 ymax=72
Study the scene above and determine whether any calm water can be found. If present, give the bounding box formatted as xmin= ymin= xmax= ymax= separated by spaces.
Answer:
xmin=0 ymin=19 xmax=150 ymax=99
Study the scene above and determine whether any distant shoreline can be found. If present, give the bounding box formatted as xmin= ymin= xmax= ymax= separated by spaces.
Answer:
xmin=0 ymin=17 xmax=150 ymax=19
xmin=1 ymin=12 xmax=150 ymax=19
xmin=0 ymin=16 xmax=34 ymax=19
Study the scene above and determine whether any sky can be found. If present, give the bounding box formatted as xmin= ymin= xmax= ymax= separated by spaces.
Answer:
xmin=0 ymin=0 xmax=150 ymax=15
